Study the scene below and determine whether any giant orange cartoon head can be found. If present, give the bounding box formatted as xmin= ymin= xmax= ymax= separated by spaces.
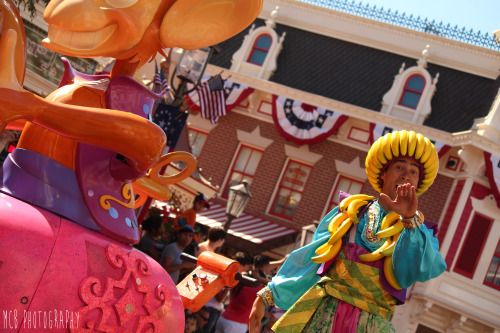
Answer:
xmin=42 ymin=0 xmax=263 ymax=68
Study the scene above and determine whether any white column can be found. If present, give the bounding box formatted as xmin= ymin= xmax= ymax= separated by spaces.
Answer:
xmin=440 ymin=146 xmax=484 ymax=256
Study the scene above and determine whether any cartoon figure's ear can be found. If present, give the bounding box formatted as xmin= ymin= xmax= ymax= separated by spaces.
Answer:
xmin=159 ymin=0 xmax=262 ymax=50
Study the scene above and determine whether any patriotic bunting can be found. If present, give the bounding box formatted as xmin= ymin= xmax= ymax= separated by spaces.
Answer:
xmin=369 ymin=123 xmax=451 ymax=158
xmin=186 ymin=74 xmax=254 ymax=113
xmin=484 ymin=152 xmax=500 ymax=206
xmin=272 ymin=95 xmax=348 ymax=145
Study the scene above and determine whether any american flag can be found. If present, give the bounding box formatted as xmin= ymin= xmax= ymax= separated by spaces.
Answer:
xmin=152 ymin=61 xmax=162 ymax=93
xmin=152 ymin=103 xmax=188 ymax=150
xmin=160 ymin=67 xmax=168 ymax=91
xmin=196 ymin=74 xmax=227 ymax=124
xmin=151 ymin=61 xmax=169 ymax=118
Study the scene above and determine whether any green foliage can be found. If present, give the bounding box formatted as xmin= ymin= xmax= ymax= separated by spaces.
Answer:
xmin=14 ymin=0 xmax=50 ymax=18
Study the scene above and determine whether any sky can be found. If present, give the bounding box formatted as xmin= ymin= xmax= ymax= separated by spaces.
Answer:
xmin=356 ymin=0 xmax=500 ymax=35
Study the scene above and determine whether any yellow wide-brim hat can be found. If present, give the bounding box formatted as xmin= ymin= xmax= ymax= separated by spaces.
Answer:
xmin=365 ymin=130 xmax=439 ymax=195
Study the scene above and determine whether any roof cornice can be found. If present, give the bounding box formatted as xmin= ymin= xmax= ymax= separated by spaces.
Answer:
xmin=260 ymin=0 xmax=500 ymax=79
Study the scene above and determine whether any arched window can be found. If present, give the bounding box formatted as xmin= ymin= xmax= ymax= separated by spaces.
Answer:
xmin=247 ymin=34 xmax=272 ymax=66
xmin=399 ymin=74 xmax=425 ymax=109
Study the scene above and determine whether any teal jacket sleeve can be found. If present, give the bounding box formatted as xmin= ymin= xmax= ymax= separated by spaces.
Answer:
xmin=268 ymin=208 xmax=338 ymax=310
xmin=392 ymin=224 xmax=447 ymax=289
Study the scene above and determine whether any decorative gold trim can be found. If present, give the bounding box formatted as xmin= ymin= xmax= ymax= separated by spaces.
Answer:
xmin=257 ymin=286 xmax=275 ymax=307
xmin=99 ymin=183 xmax=135 ymax=210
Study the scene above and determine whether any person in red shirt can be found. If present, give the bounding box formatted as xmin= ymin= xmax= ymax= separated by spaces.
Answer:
xmin=215 ymin=252 xmax=260 ymax=333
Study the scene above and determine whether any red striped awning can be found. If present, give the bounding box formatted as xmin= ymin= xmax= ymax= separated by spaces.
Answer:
xmin=196 ymin=204 xmax=298 ymax=244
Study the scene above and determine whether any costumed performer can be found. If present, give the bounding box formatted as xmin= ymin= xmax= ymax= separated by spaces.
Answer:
xmin=249 ymin=130 xmax=447 ymax=333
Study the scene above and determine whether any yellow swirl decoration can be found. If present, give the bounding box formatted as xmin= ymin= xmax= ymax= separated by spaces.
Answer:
xmin=99 ymin=183 xmax=135 ymax=210
xmin=133 ymin=189 xmax=148 ymax=209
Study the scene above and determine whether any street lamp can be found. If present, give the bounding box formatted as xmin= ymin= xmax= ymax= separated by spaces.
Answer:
xmin=224 ymin=181 xmax=252 ymax=231
xmin=170 ymin=46 xmax=217 ymax=107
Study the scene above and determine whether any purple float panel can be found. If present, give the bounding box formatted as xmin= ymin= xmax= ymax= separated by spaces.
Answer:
xmin=75 ymin=74 xmax=164 ymax=244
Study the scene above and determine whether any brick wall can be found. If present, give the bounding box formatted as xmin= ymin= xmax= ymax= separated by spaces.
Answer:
xmin=196 ymin=110 xmax=457 ymax=232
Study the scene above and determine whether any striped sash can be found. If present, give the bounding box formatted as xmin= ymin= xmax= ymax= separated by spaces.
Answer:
xmin=273 ymin=258 xmax=395 ymax=332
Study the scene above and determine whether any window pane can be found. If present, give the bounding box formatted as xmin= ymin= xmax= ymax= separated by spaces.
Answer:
xmin=282 ymin=162 xmax=311 ymax=192
xmin=271 ymin=160 xmax=312 ymax=219
xmin=400 ymin=91 xmax=421 ymax=108
xmin=485 ymin=256 xmax=500 ymax=285
xmin=272 ymin=188 xmax=301 ymax=217
xmin=234 ymin=147 xmax=252 ymax=172
xmin=455 ymin=215 xmax=492 ymax=276
xmin=256 ymin=35 xmax=272 ymax=49
xmin=407 ymin=76 xmax=425 ymax=91
xmin=229 ymin=173 xmax=243 ymax=187
xmin=249 ymin=49 xmax=268 ymax=65
xmin=225 ymin=174 xmax=253 ymax=197
xmin=350 ymin=181 xmax=363 ymax=194
xmin=188 ymin=129 xmax=208 ymax=157
xmin=287 ymin=192 xmax=301 ymax=216
xmin=223 ymin=146 xmax=262 ymax=198
xmin=246 ymin=150 xmax=262 ymax=175
xmin=337 ymin=177 xmax=352 ymax=193
xmin=272 ymin=188 xmax=291 ymax=215
xmin=331 ymin=177 xmax=363 ymax=205
xmin=332 ymin=178 xmax=349 ymax=204
xmin=188 ymin=129 xmax=196 ymax=146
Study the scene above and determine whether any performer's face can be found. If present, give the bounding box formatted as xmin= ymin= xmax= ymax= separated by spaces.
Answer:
xmin=380 ymin=158 xmax=420 ymax=200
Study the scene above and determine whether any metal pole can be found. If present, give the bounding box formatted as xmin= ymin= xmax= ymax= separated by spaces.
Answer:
xmin=224 ymin=214 xmax=235 ymax=232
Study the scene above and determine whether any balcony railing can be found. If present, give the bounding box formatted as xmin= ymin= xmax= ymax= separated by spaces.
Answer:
xmin=300 ymin=0 xmax=500 ymax=51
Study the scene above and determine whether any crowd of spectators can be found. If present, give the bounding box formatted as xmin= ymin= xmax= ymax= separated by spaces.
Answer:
xmin=135 ymin=193 xmax=287 ymax=333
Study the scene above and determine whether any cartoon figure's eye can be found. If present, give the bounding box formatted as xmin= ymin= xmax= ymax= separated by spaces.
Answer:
xmin=106 ymin=0 xmax=139 ymax=9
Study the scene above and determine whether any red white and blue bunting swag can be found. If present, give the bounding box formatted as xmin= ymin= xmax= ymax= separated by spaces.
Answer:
xmin=272 ymin=95 xmax=348 ymax=145
xmin=369 ymin=123 xmax=451 ymax=158
xmin=484 ymin=152 xmax=500 ymax=207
